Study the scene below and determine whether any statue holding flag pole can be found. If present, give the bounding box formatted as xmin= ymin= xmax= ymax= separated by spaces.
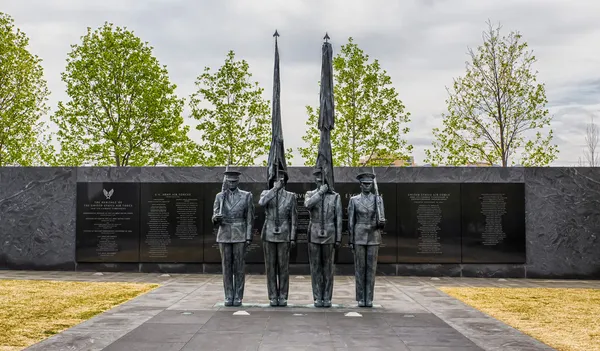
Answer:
xmin=258 ymin=30 xmax=298 ymax=307
xmin=347 ymin=167 xmax=386 ymax=307
xmin=304 ymin=33 xmax=342 ymax=308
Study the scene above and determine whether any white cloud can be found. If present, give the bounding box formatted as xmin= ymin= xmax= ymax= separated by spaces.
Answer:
xmin=3 ymin=0 xmax=600 ymax=166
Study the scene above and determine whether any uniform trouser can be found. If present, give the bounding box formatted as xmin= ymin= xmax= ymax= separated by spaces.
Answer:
xmin=219 ymin=242 xmax=246 ymax=300
xmin=263 ymin=241 xmax=290 ymax=300
xmin=308 ymin=243 xmax=335 ymax=302
xmin=354 ymin=244 xmax=379 ymax=303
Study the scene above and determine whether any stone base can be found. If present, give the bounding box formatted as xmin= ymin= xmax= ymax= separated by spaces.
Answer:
xmin=3 ymin=261 xmax=597 ymax=279
xmin=212 ymin=302 xmax=383 ymax=309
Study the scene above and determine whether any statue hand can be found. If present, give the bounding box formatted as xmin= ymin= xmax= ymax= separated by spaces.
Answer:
xmin=290 ymin=240 xmax=296 ymax=249
xmin=334 ymin=241 xmax=341 ymax=249
xmin=349 ymin=243 xmax=354 ymax=252
xmin=378 ymin=219 xmax=386 ymax=228
xmin=213 ymin=214 xmax=223 ymax=224
xmin=319 ymin=184 xmax=328 ymax=193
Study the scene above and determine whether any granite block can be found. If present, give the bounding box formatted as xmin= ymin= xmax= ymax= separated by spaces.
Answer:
xmin=459 ymin=167 xmax=524 ymax=182
xmin=524 ymin=167 xmax=600 ymax=278
xmin=140 ymin=263 xmax=204 ymax=274
xmin=0 ymin=167 xmax=76 ymax=269
xmin=460 ymin=264 xmax=526 ymax=278
xmin=396 ymin=264 xmax=462 ymax=277
xmin=77 ymin=167 xmax=142 ymax=182
xmin=1 ymin=166 xmax=599 ymax=278
xmin=76 ymin=263 xmax=140 ymax=272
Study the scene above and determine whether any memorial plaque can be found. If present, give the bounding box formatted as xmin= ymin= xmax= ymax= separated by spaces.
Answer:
xmin=461 ymin=183 xmax=526 ymax=263
xmin=140 ymin=183 xmax=203 ymax=262
xmin=337 ymin=183 xmax=398 ymax=264
xmin=397 ymin=183 xmax=461 ymax=263
xmin=202 ymin=183 xmax=222 ymax=263
xmin=76 ymin=182 xmax=140 ymax=262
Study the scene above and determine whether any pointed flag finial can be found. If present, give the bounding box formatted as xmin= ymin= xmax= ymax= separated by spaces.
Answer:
xmin=273 ymin=30 xmax=279 ymax=37
xmin=324 ymin=32 xmax=330 ymax=42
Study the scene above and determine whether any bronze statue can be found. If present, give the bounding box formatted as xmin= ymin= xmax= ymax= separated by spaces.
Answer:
xmin=212 ymin=169 xmax=254 ymax=307
xmin=348 ymin=172 xmax=385 ymax=307
xmin=258 ymin=169 xmax=297 ymax=306
xmin=305 ymin=168 xmax=342 ymax=307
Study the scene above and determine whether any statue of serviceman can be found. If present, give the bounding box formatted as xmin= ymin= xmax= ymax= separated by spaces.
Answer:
xmin=212 ymin=169 xmax=254 ymax=307
xmin=258 ymin=169 xmax=297 ymax=307
xmin=347 ymin=172 xmax=385 ymax=307
xmin=304 ymin=168 xmax=342 ymax=307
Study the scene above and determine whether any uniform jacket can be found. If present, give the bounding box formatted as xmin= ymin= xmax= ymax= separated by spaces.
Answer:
xmin=348 ymin=193 xmax=385 ymax=245
xmin=304 ymin=189 xmax=342 ymax=244
xmin=212 ymin=188 xmax=254 ymax=243
xmin=258 ymin=188 xmax=297 ymax=243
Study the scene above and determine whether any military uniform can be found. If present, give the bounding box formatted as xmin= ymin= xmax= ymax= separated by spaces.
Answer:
xmin=212 ymin=170 xmax=254 ymax=307
xmin=348 ymin=172 xmax=385 ymax=307
xmin=305 ymin=178 xmax=342 ymax=307
xmin=258 ymin=181 xmax=297 ymax=306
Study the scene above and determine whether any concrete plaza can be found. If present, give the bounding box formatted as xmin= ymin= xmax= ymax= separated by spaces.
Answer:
xmin=2 ymin=271 xmax=595 ymax=350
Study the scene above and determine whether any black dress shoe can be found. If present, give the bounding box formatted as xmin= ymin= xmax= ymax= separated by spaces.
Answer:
xmin=224 ymin=299 xmax=233 ymax=307
xmin=278 ymin=298 xmax=287 ymax=307
xmin=314 ymin=300 xmax=324 ymax=307
xmin=233 ymin=298 xmax=242 ymax=306
xmin=323 ymin=300 xmax=332 ymax=308
xmin=358 ymin=300 xmax=365 ymax=307
xmin=365 ymin=301 xmax=373 ymax=307
xmin=269 ymin=298 xmax=278 ymax=307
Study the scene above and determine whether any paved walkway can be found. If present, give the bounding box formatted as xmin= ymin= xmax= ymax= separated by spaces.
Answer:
xmin=3 ymin=271 xmax=597 ymax=350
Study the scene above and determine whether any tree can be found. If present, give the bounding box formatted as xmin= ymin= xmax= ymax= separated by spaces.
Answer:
xmin=298 ymin=37 xmax=412 ymax=166
xmin=424 ymin=21 xmax=558 ymax=167
xmin=579 ymin=114 xmax=599 ymax=167
xmin=190 ymin=50 xmax=278 ymax=166
xmin=0 ymin=12 xmax=54 ymax=166
xmin=51 ymin=22 xmax=198 ymax=166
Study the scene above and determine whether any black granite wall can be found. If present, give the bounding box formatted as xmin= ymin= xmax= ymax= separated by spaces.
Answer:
xmin=1 ymin=166 xmax=599 ymax=278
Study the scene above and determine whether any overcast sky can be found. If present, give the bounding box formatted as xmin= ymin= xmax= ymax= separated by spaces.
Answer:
xmin=4 ymin=0 xmax=600 ymax=166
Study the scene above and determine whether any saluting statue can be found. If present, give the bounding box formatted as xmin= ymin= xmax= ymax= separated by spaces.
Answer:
xmin=258 ymin=169 xmax=297 ymax=306
xmin=305 ymin=168 xmax=342 ymax=307
xmin=212 ymin=169 xmax=254 ymax=307
xmin=347 ymin=172 xmax=385 ymax=307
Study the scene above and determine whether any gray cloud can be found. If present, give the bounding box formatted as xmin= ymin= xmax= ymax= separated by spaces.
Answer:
xmin=3 ymin=0 xmax=600 ymax=166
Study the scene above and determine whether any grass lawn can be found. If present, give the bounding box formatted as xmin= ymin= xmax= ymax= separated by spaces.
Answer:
xmin=0 ymin=279 xmax=158 ymax=351
xmin=439 ymin=287 xmax=600 ymax=351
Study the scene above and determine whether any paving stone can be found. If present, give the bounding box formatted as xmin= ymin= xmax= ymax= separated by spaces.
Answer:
xmin=181 ymin=331 xmax=263 ymax=351
xmin=261 ymin=345 xmax=334 ymax=351
xmin=102 ymin=341 xmax=186 ymax=351
xmin=117 ymin=323 xmax=201 ymax=343
xmin=407 ymin=346 xmax=483 ymax=351
xmin=380 ymin=313 xmax=450 ymax=327
xmin=327 ymin=313 xmax=396 ymax=335
xmin=198 ymin=313 xmax=269 ymax=333
xmin=23 ymin=330 xmax=129 ymax=351
xmin=394 ymin=326 xmax=481 ymax=347
xmin=144 ymin=309 xmax=215 ymax=324
xmin=265 ymin=313 xmax=328 ymax=333
xmin=260 ymin=331 xmax=334 ymax=348
xmin=330 ymin=334 xmax=410 ymax=350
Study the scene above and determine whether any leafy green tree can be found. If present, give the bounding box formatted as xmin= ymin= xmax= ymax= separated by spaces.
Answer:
xmin=424 ymin=21 xmax=558 ymax=167
xmin=0 ymin=12 xmax=54 ymax=166
xmin=298 ymin=37 xmax=412 ymax=166
xmin=190 ymin=50 xmax=276 ymax=166
xmin=51 ymin=22 xmax=198 ymax=166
